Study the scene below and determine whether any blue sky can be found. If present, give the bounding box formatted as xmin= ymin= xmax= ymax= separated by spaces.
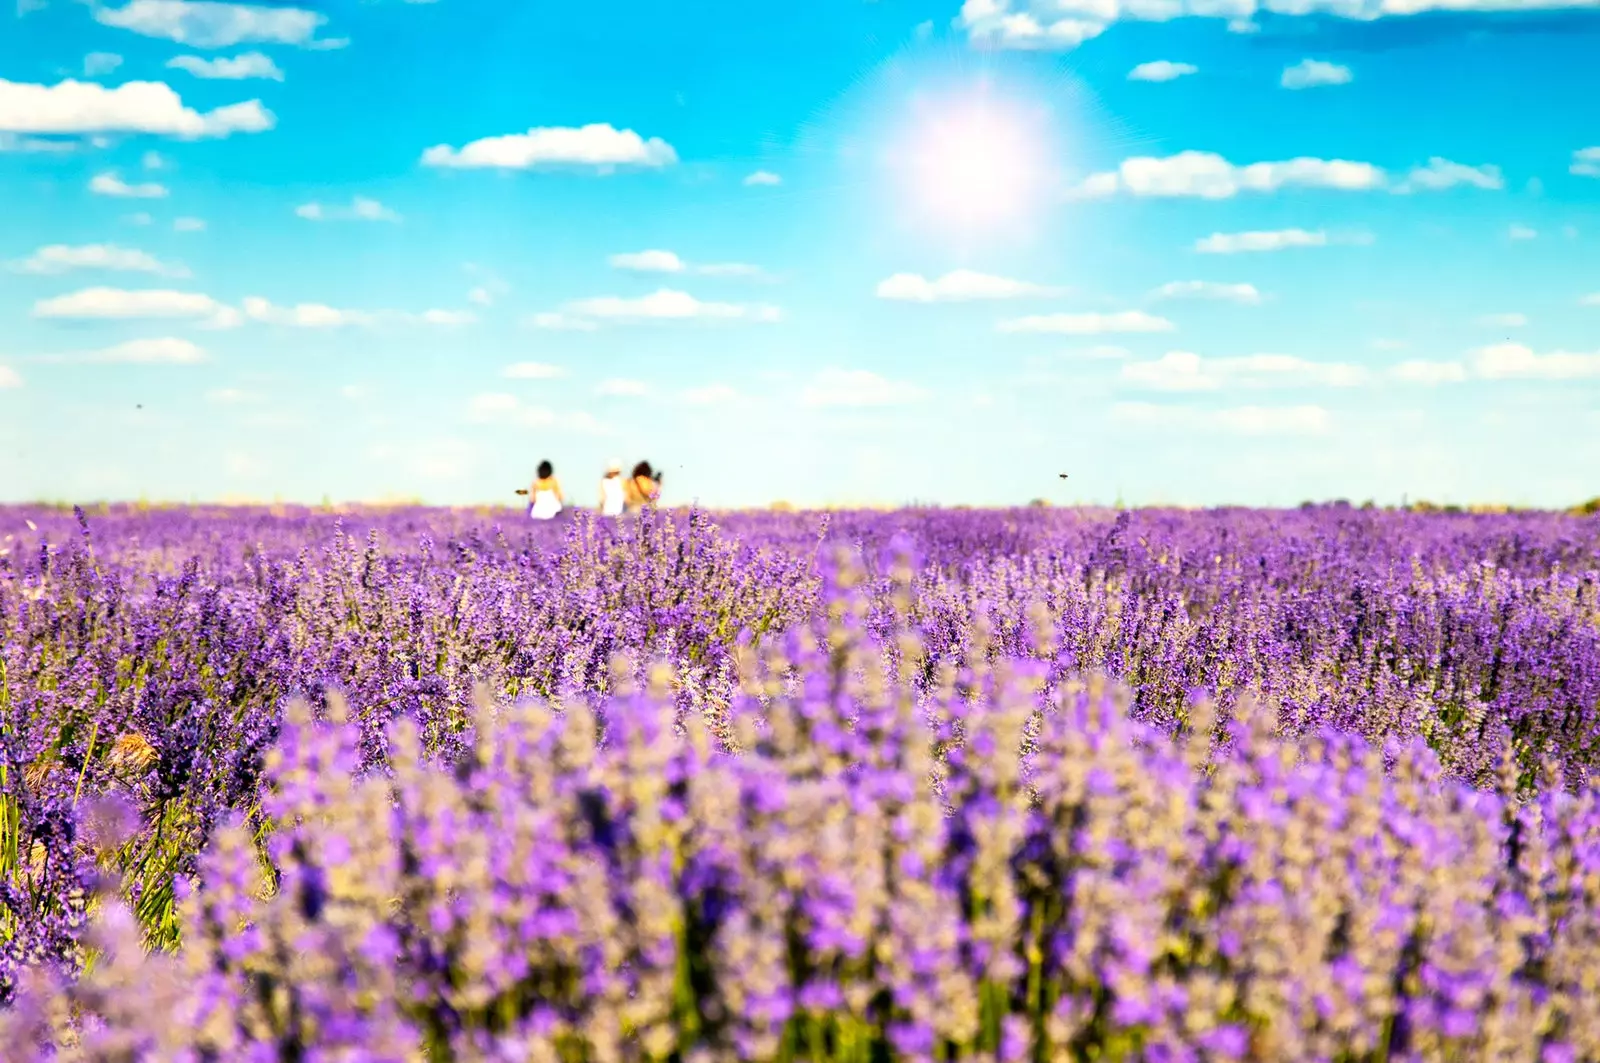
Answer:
xmin=2 ymin=0 xmax=1598 ymax=509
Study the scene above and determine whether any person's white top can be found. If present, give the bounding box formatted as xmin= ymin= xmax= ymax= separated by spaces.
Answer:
xmin=530 ymin=487 xmax=562 ymax=520
xmin=599 ymin=475 xmax=626 ymax=517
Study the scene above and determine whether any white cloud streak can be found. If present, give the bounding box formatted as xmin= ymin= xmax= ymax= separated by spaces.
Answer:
xmin=539 ymin=288 xmax=780 ymax=327
xmin=1150 ymin=280 xmax=1262 ymax=304
xmin=1070 ymin=151 xmax=1384 ymax=199
xmin=167 ymin=52 xmax=284 ymax=80
xmin=295 ymin=196 xmax=400 ymax=222
xmin=422 ymin=124 xmax=677 ymax=170
xmin=1194 ymin=229 xmax=1332 ymax=254
xmin=91 ymin=337 xmax=207 ymax=363
xmin=1571 ymin=147 xmax=1600 ymax=178
xmin=876 ymin=269 xmax=1061 ymax=302
xmin=743 ymin=170 xmax=781 ymax=186
xmin=12 ymin=244 xmax=185 ymax=277
xmin=33 ymin=287 xmax=236 ymax=326
xmin=1281 ymin=59 xmax=1351 ymax=89
xmin=1111 ymin=402 xmax=1332 ymax=436
xmin=1128 ymin=60 xmax=1197 ymax=82
xmin=1121 ymin=351 xmax=1367 ymax=391
xmin=90 ymin=171 xmax=170 ymax=198
xmin=94 ymin=1 xmax=335 ymax=48
xmin=0 ymin=78 xmax=273 ymax=137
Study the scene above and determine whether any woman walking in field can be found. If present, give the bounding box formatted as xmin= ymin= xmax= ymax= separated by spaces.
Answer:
xmin=598 ymin=459 xmax=628 ymax=518
xmin=624 ymin=461 xmax=662 ymax=512
xmin=528 ymin=460 xmax=564 ymax=520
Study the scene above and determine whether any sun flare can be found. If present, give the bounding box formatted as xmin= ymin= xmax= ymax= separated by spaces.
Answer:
xmin=893 ymin=86 xmax=1049 ymax=232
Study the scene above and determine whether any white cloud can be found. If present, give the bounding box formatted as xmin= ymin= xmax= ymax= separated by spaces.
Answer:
xmin=467 ymin=287 xmax=493 ymax=307
xmin=610 ymin=249 xmax=685 ymax=273
xmin=1121 ymin=351 xmax=1367 ymax=391
xmin=998 ymin=310 xmax=1175 ymax=334
xmin=125 ymin=212 xmax=154 ymax=226
xmin=468 ymin=392 xmax=607 ymax=433
xmin=420 ymin=309 xmax=475 ymax=326
xmin=681 ymin=383 xmax=740 ymax=405
xmin=295 ymin=195 xmax=399 ymax=222
xmin=1473 ymin=342 xmax=1600 ymax=380
xmin=1509 ymin=224 xmax=1538 ymax=241
xmin=596 ymin=377 xmax=649 ymax=397
xmin=1477 ymin=312 xmax=1527 ymax=328
xmin=90 ymin=171 xmax=169 ymax=198
xmin=744 ymin=170 xmax=781 ymax=186
xmin=142 ymin=150 xmax=167 ymax=170
xmin=554 ymin=288 xmax=780 ymax=325
xmin=1128 ymin=61 xmax=1197 ymax=82
xmin=0 ymin=133 xmax=78 ymax=153
xmin=0 ymin=78 xmax=273 ymax=138
xmin=957 ymin=0 xmax=1600 ymax=53
xmin=174 ymin=216 xmax=205 ymax=231
xmin=503 ymin=362 xmax=566 ymax=380
xmin=1389 ymin=360 xmax=1468 ymax=385
xmin=802 ymin=368 xmax=928 ymax=407
xmin=1281 ymin=59 xmax=1352 ymax=89
xmin=876 ymin=269 xmax=1059 ymax=302
xmin=12 ymin=243 xmax=185 ymax=277
xmin=1582 ymin=293 xmax=1600 ymax=307
xmin=1393 ymin=158 xmax=1503 ymax=193
xmin=33 ymin=287 xmax=233 ymax=324
xmin=1572 ymin=147 xmax=1600 ymax=178
xmin=421 ymin=123 xmax=677 ymax=170
xmin=243 ymin=296 xmax=370 ymax=328
xmin=1150 ymin=280 xmax=1262 ymax=304
xmin=94 ymin=0 xmax=333 ymax=48
xmin=1070 ymin=151 xmax=1384 ymax=199
xmin=167 ymin=52 xmax=284 ymax=80
xmin=91 ymin=337 xmax=207 ymax=363
xmin=1194 ymin=229 xmax=1330 ymax=254
xmin=0 ymin=365 xmax=22 ymax=388
xmin=84 ymin=53 xmax=124 ymax=77
xmin=1111 ymin=401 xmax=1332 ymax=436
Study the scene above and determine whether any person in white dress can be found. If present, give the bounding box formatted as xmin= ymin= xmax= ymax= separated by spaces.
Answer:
xmin=528 ymin=460 xmax=564 ymax=520
xmin=598 ymin=459 xmax=627 ymax=517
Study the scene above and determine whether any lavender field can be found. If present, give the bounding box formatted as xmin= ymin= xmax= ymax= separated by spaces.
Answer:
xmin=3 ymin=502 xmax=1600 ymax=1061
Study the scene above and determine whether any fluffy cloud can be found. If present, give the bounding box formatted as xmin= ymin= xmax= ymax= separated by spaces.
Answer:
xmin=174 ymin=217 xmax=206 ymax=231
xmin=958 ymin=0 xmax=1600 ymax=52
xmin=1477 ymin=312 xmax=1527 ymax=328
xmin=241 ymin=298 xmax=471 ymax=328
xmin=539 ymin=289 xmax=780 ymax=327
xmin=1473 ymin=342 xmax=1600 ymax=380
xmin=1572 ymin=147 xmax=1600 ymax=178
xmin=33 ymin=287 xmax=235 ymax=325
xmin=744 ymin=170 xmax=781 ymax=186
xmin=295 ymin=196 xmax=400 ymax=222
xmin=13 ymin=244 xmax=185 ymax=277
xmin=0 ymin=365 xmax=22 ymax=388
xmin=997 ymin=310 xmax=1174 ymax=334
xmin=596 ymin=378 xmax=649 ymax=397
xmin=1194 ymin=229 xmax=1329 ymax=254
xmin=876 ymin=269 xmax=1060 ymax=302
xmin=1111 ymin=402 xmax=1332 ymax=436
xmin=1150 ymin=281 xmax=1262 ymax=304
xmin=91 ymin=337 xmax=207 ymax=363
xmin=84 ymin=53 xmax=124 ymax=77
xmin=503 ymin=362 xmax=566 ymax=379
xmin=421 ymin=124 xmax=677 ymax=170
xmin=1509 ymin=224 xmax=1538 ymax=240
xmin=801 ymin=368 xmax=928 ymax=407
xmin=0 ymin=79 xmax=273 ymax=138
xmin=1281 ymin=59 xmax=1351 ymax=89
xmin=608 ymin=250 xmax=765 ymax=278
xmin=167 ymin=52 xmax=284 ymax=80
xmin=467 ymin=392 xmax=608 ymax=433
xmin=1128 ymin=61 xmax=1197 ymax=82
xmin=1070 ymin=151 xmax=1384 ymax=199
xmin=90 ymin=172 xmax=169 ymax=198
xmin=94 ymin=1 xmax=335 ymax=48
xmin=1393 ymin=157 xmax=1503 ymax=193
xmin=1121 ymin=351 xmax=1367 ymax=391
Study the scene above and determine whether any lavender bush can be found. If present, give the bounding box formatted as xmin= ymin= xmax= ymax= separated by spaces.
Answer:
xmin=2 ymin=503 xmax=1600 ymax=1059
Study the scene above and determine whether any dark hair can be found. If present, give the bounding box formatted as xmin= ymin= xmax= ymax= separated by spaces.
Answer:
xmin=631 ymin=461 xmax=653 ymax=480
xmin=537 ymin=460 xmax=553 ymax=479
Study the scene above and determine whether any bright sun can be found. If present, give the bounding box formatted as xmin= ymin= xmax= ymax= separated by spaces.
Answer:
xmin=894 ymin=85 xmax=1049 ymax=232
